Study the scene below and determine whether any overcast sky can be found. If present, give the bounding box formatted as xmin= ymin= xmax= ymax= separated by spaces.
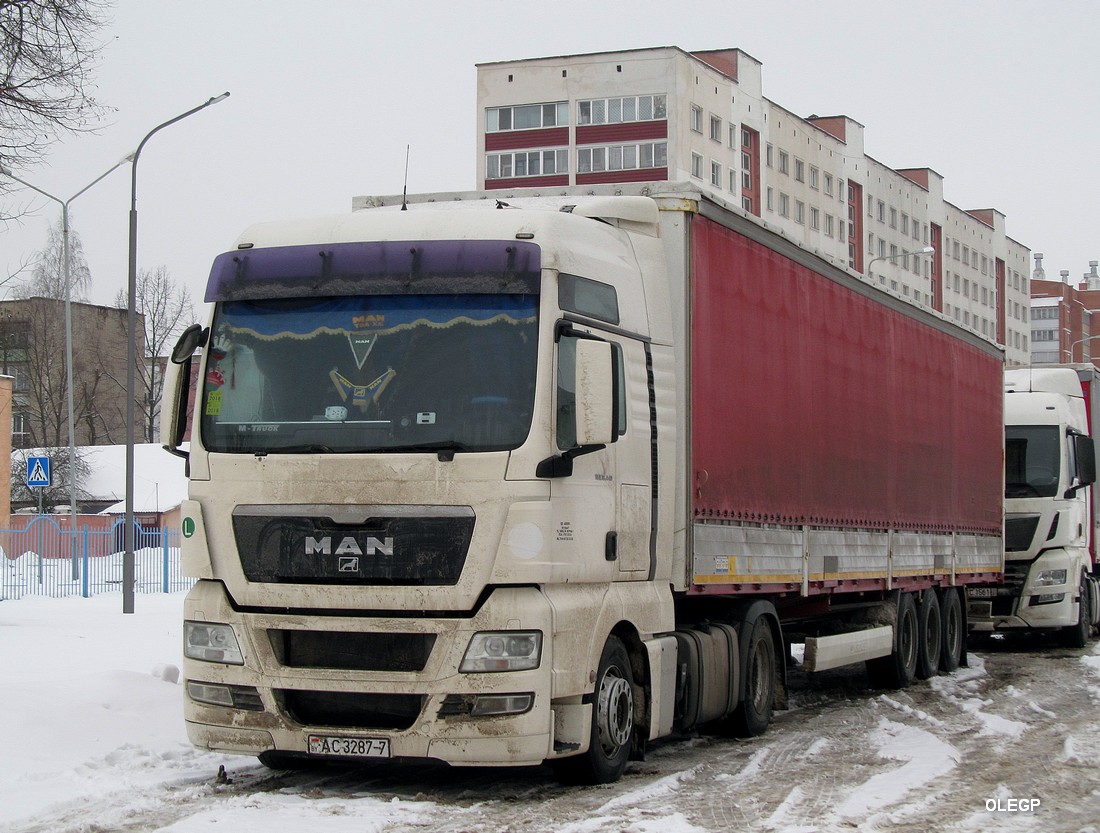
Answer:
xmin=2 ymin=0 xmax=1098 ymax=313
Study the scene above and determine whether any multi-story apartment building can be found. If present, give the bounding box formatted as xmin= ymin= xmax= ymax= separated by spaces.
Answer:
xmin=475 ymin=46 xmax=1030 ymax=364
xmin=0 ymin=298 xmax=142 ymax=448
xmin=1030 ymin=258 xmax=1100 ymax=366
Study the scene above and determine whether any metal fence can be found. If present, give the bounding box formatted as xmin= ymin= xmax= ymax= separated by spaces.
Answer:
xmin=0 ymin=516 xmax=190 ymax=600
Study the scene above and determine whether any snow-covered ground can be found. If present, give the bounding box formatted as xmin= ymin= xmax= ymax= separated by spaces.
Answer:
xmin=2 ymin=593 xmax=1100 ymax=833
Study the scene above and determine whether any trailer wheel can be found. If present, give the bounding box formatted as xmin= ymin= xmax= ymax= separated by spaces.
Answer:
xmin=916 ymin=590 xmax=942 ymax=680
xmin=1061 ymin=575 xmax=1092 ymax=649
xmin=553 ymin=635 xmax=635 ymax=785
xmin=866 ymin=592 xmax=918 ymax=688
xmin=730 ymin=616 xmax=776 ymax=737
xmin=939 ymin=588 xmax=964 ymax=672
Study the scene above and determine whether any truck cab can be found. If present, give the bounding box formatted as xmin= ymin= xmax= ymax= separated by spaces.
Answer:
xmin=969 ymin=366 xmax=1100 ymax=645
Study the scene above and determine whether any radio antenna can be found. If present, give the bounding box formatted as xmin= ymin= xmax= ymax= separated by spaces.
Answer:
xmin=401 ymin=144 xmax=410 ymax=211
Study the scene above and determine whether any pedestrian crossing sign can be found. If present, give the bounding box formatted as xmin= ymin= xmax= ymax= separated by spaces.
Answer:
xmin=27 ymin=456 xmax=51 ymax=488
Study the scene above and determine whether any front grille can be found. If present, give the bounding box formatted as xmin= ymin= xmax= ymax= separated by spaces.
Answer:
xmin=1005 ymin=515 xmax=1041 ymax=552
xmin=233 ymin=507 xmax=474 ymax=586
xmin=1003 ymin=559 xmax=1032 ymax=591
xmin=279 ymin=690 xmax=425 ymax=730
xmin=269 ymin=630 xmax=436 ymax=672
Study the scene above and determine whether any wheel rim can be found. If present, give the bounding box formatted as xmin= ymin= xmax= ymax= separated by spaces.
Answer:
xmin=749 ymin=633 xmax=775 ymax=713
xmin=597 ymin=667 xmax=633 ymax=755
xmin=945 ymin=596 xmax=961 ymax=659
xmin=900 ymin=608 xmax=917 ymax=669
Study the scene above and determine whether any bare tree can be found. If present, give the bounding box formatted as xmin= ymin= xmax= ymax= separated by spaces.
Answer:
xmin=0 ymin=0 xmax=109 ymax=174
xmin=13 ymin=215 xmax=92 ymax=299
xmin=116 ymin=265 xmax=196 ymax=442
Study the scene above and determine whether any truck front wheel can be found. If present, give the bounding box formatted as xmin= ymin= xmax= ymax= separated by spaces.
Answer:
xmin=729 ymin=616 xmax=776 ymax=737
xmin=552 ymin=635 xmax=635 ymax=785
xmin=1061 ymin=575 xmax=1093 ymax=649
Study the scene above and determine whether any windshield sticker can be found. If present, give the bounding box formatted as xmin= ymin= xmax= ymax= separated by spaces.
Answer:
xmin=330 ymin=367 xmax=396 ymax=412
xmin=205 ymin=390 xmax=223 ymax=416
xmin=348 ymin=332 xmax=377 ymax=369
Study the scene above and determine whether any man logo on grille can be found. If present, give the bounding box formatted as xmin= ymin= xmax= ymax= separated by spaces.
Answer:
xmin=338 ymin=557 xmax=360 ymax=572
xmin=305 ymin=535 xmax=394 ymax=557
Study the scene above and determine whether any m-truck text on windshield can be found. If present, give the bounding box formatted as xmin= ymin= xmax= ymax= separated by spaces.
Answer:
xmin=162 ymin=184 xmax=1004 ymax=784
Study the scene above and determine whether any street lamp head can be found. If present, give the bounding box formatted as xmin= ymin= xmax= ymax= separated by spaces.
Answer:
xmin=916 ymin=246 xmax=936 ymax=256
xmin=209 ymin=92 xmax=231 ymax=105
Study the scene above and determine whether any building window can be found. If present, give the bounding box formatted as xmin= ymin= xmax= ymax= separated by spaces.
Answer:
xmin=795 ymin=200 xmax=805 ymax=224
xmin=729 ymin=124 xmax=738 ymax=149
xmin=690 ymin=105 xmax=702 ymax=132
xmin=794 ymin=158 xmax=805 ymax=182
xmin=710 ymin=115 xmax=721 ymax=141
xmin=889 ymin=208 xmax=897 ymax=229
xmin=766 ymin=186 xmax=774 ymax=211
xmin=779 ymin=192 xmax=790 ymax=217
xmin=711 ymin=160 xmax=721 ymax=186
xmin=766 ymin=144 xmax=774 ymax=168
xmin=825 ymin=213 xmax=834 ymax=237
xmin=577 ymin=94 xmax=666 ymax=125
xmin=691 ymin=152 xmax=703 ymax=178
xmin=487 ymin=148 xmax=569 ymax=179
xmin=486 ymin=102 xmax=568 ymax=132
xmin=824 ymin=173 xmax=834 ymax=196
xmin=578 ymin=141 xmax=666 ymax=173
xmin=810 ymin=166 xmax=819 ymax=190
xmin=810 ymin=207 xmax=819 ymax=230
xmin=778 ymin=150 xmax=789 ymax=174
xmin=877 ymin=200 xmax=885 ymax=222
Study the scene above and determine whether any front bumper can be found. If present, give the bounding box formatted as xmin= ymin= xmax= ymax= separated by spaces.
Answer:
xmin=967 ymin=550 xmax=1078 ymax=631
xmin=182 ymin=580 xmax=557 ymax=767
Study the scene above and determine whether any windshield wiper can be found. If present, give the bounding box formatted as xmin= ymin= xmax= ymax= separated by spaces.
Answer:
xmin=257 ymin=444 xmax=335 ymax=455
xmin=383 ymin=440 xmax=472 ymax=461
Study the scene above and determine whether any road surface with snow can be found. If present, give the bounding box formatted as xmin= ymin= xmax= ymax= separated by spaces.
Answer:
xmin=2 ymin=593 xmax=1098 ymax=833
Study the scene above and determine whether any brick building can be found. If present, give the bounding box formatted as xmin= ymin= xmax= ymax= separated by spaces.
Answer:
xmin=0 ymin=298 xmax=143 ymax=448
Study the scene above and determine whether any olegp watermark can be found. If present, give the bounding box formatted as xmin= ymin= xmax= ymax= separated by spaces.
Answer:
xmin=985 ymin=797 xmax=1040 ymax=813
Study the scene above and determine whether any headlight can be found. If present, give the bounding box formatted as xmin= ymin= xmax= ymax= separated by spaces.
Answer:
xmin=460 ymin=631 xmax=542 ymax=672
xmin=1034 ymin=569 xmax=1068 ymax=588
xmin=184 ymin=621 xmax=245 ymax=664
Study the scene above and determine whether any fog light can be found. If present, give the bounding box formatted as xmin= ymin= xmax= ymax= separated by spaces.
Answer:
xmin=187 ymin=681 xmax=264 ymax=710
xmin=438 ymin=692 xmax=534 ymax=718
xmin=471 ymin=694 xmax=533 ymax=716
xmin=1030 ymin=593 xmax=1066 ymax=606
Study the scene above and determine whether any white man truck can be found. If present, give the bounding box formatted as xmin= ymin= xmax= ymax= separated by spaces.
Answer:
xmin=163 ymin=183 xmax=1004 ymax=784
xmin=968 ymin=364 xmax=1100 ymax=646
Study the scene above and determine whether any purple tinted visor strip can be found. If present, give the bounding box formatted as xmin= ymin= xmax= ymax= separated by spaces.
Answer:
xmin=205 ymin=239 xmax=542 ymax=302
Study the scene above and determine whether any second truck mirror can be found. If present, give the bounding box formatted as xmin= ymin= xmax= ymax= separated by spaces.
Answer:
xmin=574 ymin=339 xmax=616 ymax=446
xmin=1075 ymin=434 xmax=1097 ymax=487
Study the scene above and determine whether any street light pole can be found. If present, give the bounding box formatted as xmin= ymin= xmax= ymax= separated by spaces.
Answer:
xmin=124 ymin=92 xmax=229 ymax=614
xmin=865 ymin=245 xmax=936 ymax=276
xmin=1 ymin=157 xmax=133 ymax=579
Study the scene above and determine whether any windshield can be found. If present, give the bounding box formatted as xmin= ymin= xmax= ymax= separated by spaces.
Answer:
xmin=200 ymin=294 xmax=538 ymax=454
xmin=1005 ymin=425 xmax=1060 ymax=498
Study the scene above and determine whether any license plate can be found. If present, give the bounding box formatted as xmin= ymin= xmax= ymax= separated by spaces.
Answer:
xmin=969 ymin=587 xmax=1000 ymax=598
xmin=307 ymin=735 xmax=391 ymax=758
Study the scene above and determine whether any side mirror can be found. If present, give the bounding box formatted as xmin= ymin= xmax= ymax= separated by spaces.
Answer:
xmin=574 ymin=339 xmax=616 ymax=446
xmin=162 ymin=326 xmax=206 ymax=461
xmin=171 ymin=324 xmax=207 ymax=364
xmin=1075 ymin=434 xmax=1096 ymax=487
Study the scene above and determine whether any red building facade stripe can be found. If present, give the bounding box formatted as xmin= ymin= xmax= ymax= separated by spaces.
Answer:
xmin=484 ymin=175 xmax=569 ymax=190
xmin=485 ymin=127 xmax=569 ymax=151
xmin=575 ymin=121 xmax=668 ymax=145
xmin=576 ymin=168 xmax=668 ymax=185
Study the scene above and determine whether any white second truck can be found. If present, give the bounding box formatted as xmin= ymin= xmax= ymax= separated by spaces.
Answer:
xmin=969 ymin=364 xmax=1100 ymax=646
